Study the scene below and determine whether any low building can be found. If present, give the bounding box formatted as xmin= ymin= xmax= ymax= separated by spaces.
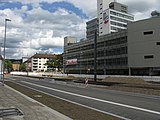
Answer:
xmin=24 ymin=58 xmax=32 ymax=72
xmin=11 ymin=59 xmax=22 ymax=71
xmin=31 ymin=54 xmax=55 ymax=72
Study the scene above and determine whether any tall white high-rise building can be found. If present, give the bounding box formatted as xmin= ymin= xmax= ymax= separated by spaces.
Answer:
xmin=97 ymin=0 xmax=134 ymax=36
xmin=97 ymin=0 xmax=115 ymax=15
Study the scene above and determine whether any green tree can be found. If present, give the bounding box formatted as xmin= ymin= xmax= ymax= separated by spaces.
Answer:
xmin=45 ymin=54 xmax=63 ymax=72
xmin=5 ymin=59 xmax=13 ymax=73
xmin=19 ymin=63 xmax=26 ymax=71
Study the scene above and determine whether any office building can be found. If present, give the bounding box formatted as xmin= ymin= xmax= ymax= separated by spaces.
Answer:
xmin=64 ymin=16 xmax=160 ymax=76
xmin=64 ymin=30 xmax=128 ymax=75
xmin=128 ymin=16 xmax=160 ymax=75
xmin=98 ymin=1 xmax=134 ymax=36
xmin=86 ymin=18 xmax=99 ymax=40
xmin=64 ymin=36 xmax=77 ymax=46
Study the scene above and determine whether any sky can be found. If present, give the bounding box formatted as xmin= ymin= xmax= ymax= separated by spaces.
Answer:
xmin=0 ymin=0 xmax=160 ymax=59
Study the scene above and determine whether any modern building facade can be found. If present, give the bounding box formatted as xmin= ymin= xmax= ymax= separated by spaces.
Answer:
xmin=128 ymin=16 xmax=160 ymax=75
xmin=98 ymin=1 xmax=134 ymax=36
xmin=64 ymin=30 xmax=128 ymax=75
xmin=63 ymin=0 xmax=160 ymax=76
xmin=31 ymin=54 xmax=55 ymax=72
xmin=86 ymin=18 xmax=99 ymax=40
xmin=64 ymin=16 xmax=160 ymax=76
xmin=64 ymin=36 xmax=77 ymax=46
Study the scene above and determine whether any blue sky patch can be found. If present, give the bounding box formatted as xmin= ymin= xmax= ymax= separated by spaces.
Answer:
xmin=40 ymin=1 xmax=88 ymax=19
xmin=0 ymin=2 xmax=22 ymax=10
xmin=21 ymin=13 xmax=27 ymax=19
xmin=0 ymin=2 xmax=33 ymax=11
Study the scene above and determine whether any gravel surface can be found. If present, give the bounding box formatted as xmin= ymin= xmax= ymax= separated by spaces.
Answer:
xmin=5 ymin=81 xmax=121 ymax=120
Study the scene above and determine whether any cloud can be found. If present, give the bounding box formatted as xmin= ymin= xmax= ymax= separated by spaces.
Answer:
xmin=0 ymin=0 xmax=160 ymax=59
xmin=119 ymin=0 xmax=160 ymax=20
xmin=0 ymin=2 xmax=87 ymax=59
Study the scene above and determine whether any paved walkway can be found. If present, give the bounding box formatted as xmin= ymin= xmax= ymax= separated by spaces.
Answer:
xmin=0 ymin=83 xmax=72 ymax=120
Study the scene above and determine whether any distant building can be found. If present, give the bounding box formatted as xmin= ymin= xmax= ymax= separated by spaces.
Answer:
xmin=64 ymin=36 xmax=77 ymax=46
xmin=98 ymin=1 xmax=134 ymax=36
xmin=31 ymin=54 xmax=56 ymax=72
xmin=86 ymin=18 xmax=99 ymax=40
xmin=10 ymin=59 xmax=22 ymax=71
xmin=24 ymin=58 xmax=32 ymax=72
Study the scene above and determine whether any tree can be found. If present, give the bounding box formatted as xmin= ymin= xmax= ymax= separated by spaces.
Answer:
xmin=45 ymin=54 xmax=63 ymax=72
xmin=19 ymin=63 xmax=26 ymax=71
xmin=5 ymin=59 xmax=13 ymax=73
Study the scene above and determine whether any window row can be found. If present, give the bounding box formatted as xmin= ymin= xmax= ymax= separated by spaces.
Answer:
xmin=110 ymin=16 xmax=132 ymax=23
xmin=110 ymin=11 xmax=134 ymax=20
xmin=110 ymin=21 xmax=127 ymax=27
xmin=106 ymin=47 xmax=127 ymax=56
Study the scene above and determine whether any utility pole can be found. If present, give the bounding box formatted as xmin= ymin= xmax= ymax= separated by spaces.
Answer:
xmin=94 ymin=31 xmax=97 ymax=82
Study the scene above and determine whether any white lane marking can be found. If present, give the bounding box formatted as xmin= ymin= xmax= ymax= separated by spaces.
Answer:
xmin=22 ymin=81 xmax=160 ymax=116
xmin=15 ymin=81 xmax=130 ymax=120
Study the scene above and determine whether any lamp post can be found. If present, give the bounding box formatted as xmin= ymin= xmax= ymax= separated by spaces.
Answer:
xmin=0 ymin=43 xmax=3 ymax=80
xmin=94 ymin=31 xmax=97 ymax=82
xmin=2 ymin=18 xmax=11 ymax=86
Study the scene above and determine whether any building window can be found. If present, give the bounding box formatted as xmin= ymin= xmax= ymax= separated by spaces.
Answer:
xmin=156 ymin=42 xmax=160 ymax=45
xmin=121 ymin=6 xmax=127 ymax=10
xmin=143 ymin=31 xmax=153 ymax=35
xmin=100 ymin=8 xmax=102 ymax=10
xmin=144 ymin=55 xmax=154 ymax=59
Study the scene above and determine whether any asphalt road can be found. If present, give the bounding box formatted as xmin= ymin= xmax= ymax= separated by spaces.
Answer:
xmin=5 ymin=76 xmax=160 ymax=120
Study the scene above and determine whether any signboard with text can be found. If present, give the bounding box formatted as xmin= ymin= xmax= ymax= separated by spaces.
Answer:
xmin=66 ymin=59 xmax=77 ymax=65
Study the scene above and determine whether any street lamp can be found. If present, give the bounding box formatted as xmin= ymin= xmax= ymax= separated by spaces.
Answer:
xmin=0 ymin=43 xmax=3 ymax=80
xmin=94 ymin=31 xmax=97 ymax=82
xmin=2 ymin=18 xmax=11 ymax=86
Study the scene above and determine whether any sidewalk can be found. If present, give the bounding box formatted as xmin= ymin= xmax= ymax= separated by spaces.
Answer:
xmin=0 ymin=83 xmax=72 ymax=120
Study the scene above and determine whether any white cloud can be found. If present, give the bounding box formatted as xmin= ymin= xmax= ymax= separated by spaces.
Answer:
xmin=0 ymin=0 xmax=160 ymax=59
xmin=0 ymin=3 xmax=86 ymax=59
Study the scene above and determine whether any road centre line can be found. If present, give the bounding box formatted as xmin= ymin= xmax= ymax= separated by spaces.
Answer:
xmin=21 ymin=81 xmax=160 ymax=116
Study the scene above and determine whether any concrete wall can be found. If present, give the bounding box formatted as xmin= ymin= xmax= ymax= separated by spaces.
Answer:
xmin=10 ymin=71 xmax=160 ymax=82
xmin=128 ymin=17 xmax=160 ymax=68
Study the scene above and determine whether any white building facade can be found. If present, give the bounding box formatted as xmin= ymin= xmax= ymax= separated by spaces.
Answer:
xmin=97 ymin=0 xmax=134 ymax=36
xmin=31 ymin=54 xmax=55 ymax=72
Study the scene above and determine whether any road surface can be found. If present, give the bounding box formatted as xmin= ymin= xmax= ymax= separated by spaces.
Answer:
xmin=5 ymin=76 xmax=160 ymax=120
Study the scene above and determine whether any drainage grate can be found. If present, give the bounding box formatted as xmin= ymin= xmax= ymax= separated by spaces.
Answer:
xmin=0 ymin=108 xmax=23 ymax=117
